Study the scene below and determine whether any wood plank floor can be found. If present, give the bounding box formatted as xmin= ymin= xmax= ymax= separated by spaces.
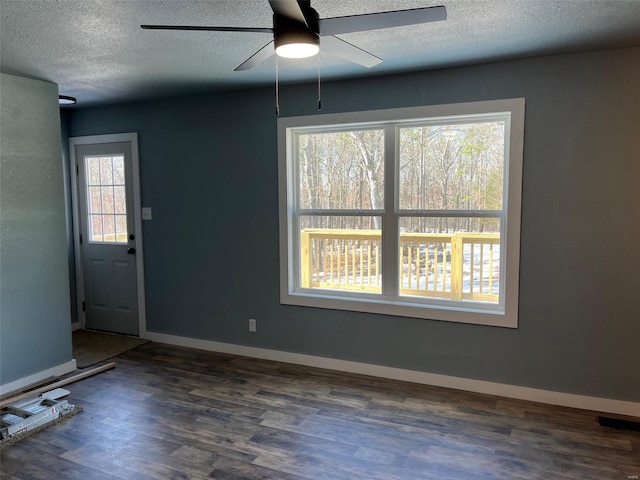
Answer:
xmin=1 ymin=342 xmax=638 ymax=479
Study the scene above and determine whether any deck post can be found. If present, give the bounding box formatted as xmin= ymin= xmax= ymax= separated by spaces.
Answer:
xmin=301 ymin=230 xmax=311 ymax=288
xmin=451 ymin=234 xmax=463 ymax=300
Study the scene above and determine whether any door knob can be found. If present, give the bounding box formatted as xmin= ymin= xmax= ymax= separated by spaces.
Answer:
xmin=127 ymin=247 xmax=136 ymax=255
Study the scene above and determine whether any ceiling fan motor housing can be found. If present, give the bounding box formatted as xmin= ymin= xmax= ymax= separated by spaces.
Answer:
xmin=275 ymin=29 xmax=319 ymax=51
xmin=273 ymin=5 xmax=320 ymax=56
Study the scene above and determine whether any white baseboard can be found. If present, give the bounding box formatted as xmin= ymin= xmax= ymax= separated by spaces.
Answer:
xmin=0 ymin=359 xmax=77 ymax=396
xmin=71 ymin=322 xmax=80 ymax=331
xmin=143 ymin=331 xmax=640 ymax=418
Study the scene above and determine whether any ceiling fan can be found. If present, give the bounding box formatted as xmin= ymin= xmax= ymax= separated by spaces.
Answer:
xmin=141 ymin=0 xmax=447 ymax=71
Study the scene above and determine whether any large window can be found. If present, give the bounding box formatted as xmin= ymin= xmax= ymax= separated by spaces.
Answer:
xmin=278 ymin=99 xmax=524 ymax=327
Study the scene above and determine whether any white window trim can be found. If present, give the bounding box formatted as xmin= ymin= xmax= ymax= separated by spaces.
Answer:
xmin=278 ymin=99 xmax=524 ymax=328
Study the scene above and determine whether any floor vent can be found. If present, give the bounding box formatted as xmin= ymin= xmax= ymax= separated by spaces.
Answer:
xmin=598 ymin=416 xmax=640 ymax=431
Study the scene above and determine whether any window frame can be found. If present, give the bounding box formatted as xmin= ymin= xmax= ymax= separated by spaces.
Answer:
xmin=278 ymin=99 xmax=524 ymax=328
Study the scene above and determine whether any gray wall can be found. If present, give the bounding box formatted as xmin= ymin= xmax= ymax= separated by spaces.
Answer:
xmin=67 ymin=47 xmax=640 ymax=402
xmin=0 ymin=73 xmax=73 ymax=387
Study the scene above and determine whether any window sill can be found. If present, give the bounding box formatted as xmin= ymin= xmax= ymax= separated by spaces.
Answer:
xmin=281 ymin=290 xmax=517 ymax=328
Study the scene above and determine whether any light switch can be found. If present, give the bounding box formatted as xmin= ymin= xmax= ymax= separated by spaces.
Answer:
xmin=141 ymin=207 xmax=152 ymax=220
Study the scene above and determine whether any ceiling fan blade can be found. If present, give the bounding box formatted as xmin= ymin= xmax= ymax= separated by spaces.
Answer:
xmin=234 ymin=41 xmax=276 ymax=71
xmin=318 ymin=6 xmax=447 ymax=36
xmin=321 ymin=36 xmax=382 ymax=68
xmin=268 ymin=0 xmax=308 ymax=26
xmin=141 ymin=25 xmax=273 ymax=33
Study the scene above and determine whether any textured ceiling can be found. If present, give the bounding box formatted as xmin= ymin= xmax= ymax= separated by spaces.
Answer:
xmin=2 ymin=0 xmax=640 ymax=106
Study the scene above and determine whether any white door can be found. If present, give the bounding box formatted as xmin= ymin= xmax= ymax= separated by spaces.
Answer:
xmin=72 ymin=136 xmax=143 ymax=335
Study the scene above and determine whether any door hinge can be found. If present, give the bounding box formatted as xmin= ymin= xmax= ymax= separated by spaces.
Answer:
xmin=76 ymin=164 xmax=79 ymax=176
xmin=82 ymin=301 xmax=86 ymax=312
xmin=79 ymin=233 xmax=83 ymax=244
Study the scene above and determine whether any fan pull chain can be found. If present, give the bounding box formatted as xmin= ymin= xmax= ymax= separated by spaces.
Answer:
xmin=317 ymin=51 xmax=322 ymax=111
xmin=275 ymin=55 xmax=280 ymax=116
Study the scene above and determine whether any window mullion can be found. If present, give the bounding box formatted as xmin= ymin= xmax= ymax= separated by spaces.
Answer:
xmin=381 ymin=125 xmax=398 ymax=297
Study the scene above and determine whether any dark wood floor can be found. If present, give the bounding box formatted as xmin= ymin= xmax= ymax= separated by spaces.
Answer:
xmin=1 ymin=342 xmax=638 ymax=479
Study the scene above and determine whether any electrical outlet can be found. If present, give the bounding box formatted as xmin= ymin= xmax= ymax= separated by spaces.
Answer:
xmin=249 ymin=318 xmax=257 ymax=332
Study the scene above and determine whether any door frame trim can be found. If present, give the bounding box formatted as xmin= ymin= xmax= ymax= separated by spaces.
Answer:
xmin=69 ymin=133 xmax=147 ymax=337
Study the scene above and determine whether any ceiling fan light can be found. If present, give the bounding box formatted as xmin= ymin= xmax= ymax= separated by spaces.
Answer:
xmin=276 ymin=42 xmax=319 ymax=58
xmin=275 ymin=31 xmax=319 ymax=59
xmin=58 ymin=95 xmax=77 ymax=105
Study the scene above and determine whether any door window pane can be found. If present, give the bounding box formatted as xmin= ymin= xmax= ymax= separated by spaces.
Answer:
xmin=101 ymin=186 xmax=114 ymax=214
xmin=84 ymin=155 xmax=127 ymax=244
xmin=87 ymin=157 xmax=101 ymax=184
xmin=102 ymin=215 xmax=115 ymax=242
xmin=114 ymin=186 xmax=127 ymax=214
xmin=115 ymin=215 xmax=128 ymax=243
xmin=91 ymin=215 xmax=104 ymax=242
xmin=89 ymin=186 xmax=101 ymax=212
xmin=113 ymin=156 xmax=125 ymax=184
xmin=100 ymin=157 xmax=113 ymax=184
